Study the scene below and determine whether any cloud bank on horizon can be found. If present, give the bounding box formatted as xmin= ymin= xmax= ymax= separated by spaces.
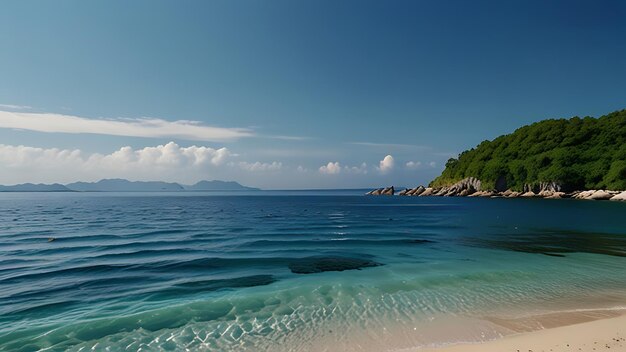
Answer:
xmin=0 ymin=138 xmax=439 ymax=188
xmin=0 ymin=142 xmax=277 ymax=184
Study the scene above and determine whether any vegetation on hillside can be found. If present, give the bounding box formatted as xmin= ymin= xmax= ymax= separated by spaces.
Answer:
xmin=430 ymin=109 xmax=626 ymax=191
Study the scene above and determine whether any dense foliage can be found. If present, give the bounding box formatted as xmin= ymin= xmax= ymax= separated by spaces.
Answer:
xmin=430 ymin=109 xmax=626 ymax=191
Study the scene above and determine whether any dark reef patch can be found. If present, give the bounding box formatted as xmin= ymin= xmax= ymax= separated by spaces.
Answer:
xmin=288 ymin=256 xmax=381 ymax=274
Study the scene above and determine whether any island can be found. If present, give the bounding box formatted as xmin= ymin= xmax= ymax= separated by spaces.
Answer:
xmin=368 ymin=109 xmax=626 ymax=201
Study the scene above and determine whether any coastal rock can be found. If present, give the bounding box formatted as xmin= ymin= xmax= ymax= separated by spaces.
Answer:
xmin=419 ymin=187 xmax=434 ymax=196
xmin=434 ymin=187 xmax=449 ymax=196
xmin=610 ymin=191 xmax=626 ymax=201
xmin=574 ymin=190 xmax=595 ymax=199
xmin=520 ymin=191 xmax=537 ymax=197
xmin=435 ymin=177 xmax=482 ymax=197
xmin=398 ymin=189 xmax=409 ymax=196
xmin=381 ymin=186 xmax=395 ymax=195
xmin=366 ymin=187 xmax=395 ymax=196
xmin=411 ymin=186 xmax=426 ymax=196
xmin=545 ymin=192 xmax=566 ymax=199
xmin=587 ymin=190 xmax=613 ymax=200
xmin=367 ymin=188 xmax=383 ymax=196
xmin=538 ymin=190 xmax=554 ymax=198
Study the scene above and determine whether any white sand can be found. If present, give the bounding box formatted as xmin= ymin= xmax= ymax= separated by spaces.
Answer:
xmin=418 ymin=314 xmax=626 ymax=352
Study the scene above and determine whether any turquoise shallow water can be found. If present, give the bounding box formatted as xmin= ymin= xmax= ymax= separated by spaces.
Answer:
xmin=1 ymin=192 xmax=625 ymax=351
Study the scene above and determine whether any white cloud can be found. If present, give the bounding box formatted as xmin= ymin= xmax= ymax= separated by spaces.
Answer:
xmin=429 ymin=161 xmax=437 ymax=167
xmin=0 ymin=142 xmax=237 ymax=184
xmin=345 ymin=162 xmax=368 ymax=174
xmin=296 ymin=165 xmax=308 ymax=173
xmin=319 ymin=162 xmax=341 ymax=175
xmin=406 ymin=161 xmax=422 ymax=169
xmin=236 ymin=161 xmax=282 ymax=172
xmin=377 ymin=155 xmax=395 ymax=174
xmin=319 ymin=161 xmax=368 ymax=175
xmin=0 ymin=110 xmax=253 ymax=142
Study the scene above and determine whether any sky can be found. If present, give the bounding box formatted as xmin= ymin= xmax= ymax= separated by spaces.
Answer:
xmin=0 ymin=0 xmax=624 ymax=189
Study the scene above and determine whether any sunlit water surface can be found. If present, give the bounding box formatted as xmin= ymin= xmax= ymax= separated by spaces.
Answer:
xmin=1 ymin=192 xmax=625 ymax=351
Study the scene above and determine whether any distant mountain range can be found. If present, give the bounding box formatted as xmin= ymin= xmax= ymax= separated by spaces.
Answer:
xmin=0 ymin=179 xmax=260 ymax=192
xmin=0 ymin=183 xmax=73 ymax=192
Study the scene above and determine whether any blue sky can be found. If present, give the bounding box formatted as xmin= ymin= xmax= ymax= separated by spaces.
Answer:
xmin=0 ymin=0 xmax=624 ymax=189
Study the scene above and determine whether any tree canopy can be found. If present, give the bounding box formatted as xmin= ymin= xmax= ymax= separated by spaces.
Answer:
xmin=430 ymin=109 xmax=626 ymax=191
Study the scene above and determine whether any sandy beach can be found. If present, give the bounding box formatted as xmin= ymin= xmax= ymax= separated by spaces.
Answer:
xmin=419 ymin=314 xmax=626 ymax=352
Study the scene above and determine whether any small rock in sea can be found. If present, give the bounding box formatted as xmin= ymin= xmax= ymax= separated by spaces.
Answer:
xmin=47 ymin=237 xmax=56 ymax=242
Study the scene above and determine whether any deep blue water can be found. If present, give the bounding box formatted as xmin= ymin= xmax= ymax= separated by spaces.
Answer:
xmin=1 ymin=193 xmax=625 ymax=351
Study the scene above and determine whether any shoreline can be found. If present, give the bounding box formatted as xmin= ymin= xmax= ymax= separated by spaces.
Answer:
xmin=416 ymin=311 xmax=626 ymax=352
xmin=367 ymin=177 xmax=626 ymax=201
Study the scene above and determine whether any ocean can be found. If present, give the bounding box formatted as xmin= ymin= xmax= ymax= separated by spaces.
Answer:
xmin=1 ymin=192 xmax=625 ymax=351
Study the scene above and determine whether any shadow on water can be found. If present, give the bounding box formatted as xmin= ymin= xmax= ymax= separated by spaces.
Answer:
xmin=461 ymin=229 xmax=626 ymax=257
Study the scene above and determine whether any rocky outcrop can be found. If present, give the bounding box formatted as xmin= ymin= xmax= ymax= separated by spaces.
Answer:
xmin=365 ymin=188 xmax=381 ymax=195
xmin=367 ymin=186 xmax=394 ymax=196
xmin=610 ymin=191 xmax=626 ymax=201
xmin=381 ymin=186 xmax=394 ymax=195
xmin=367 ymin=178 xmax=626 ymax=201
xmin=574 ymin=190 xmax=615 ymax=200
xmin=420 ymin=187 xmax=434 ymax=196
xmin=409 ymin=186 xmax=425 ymax=196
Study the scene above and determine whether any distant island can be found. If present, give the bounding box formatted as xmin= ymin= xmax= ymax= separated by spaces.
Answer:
xmin=0 ymin=183 xmax=73 ymax=192
xmin=0 ymin=179 xmax=260 ymax=192
xmin=368 ymin=109 xmax=626 ymax=201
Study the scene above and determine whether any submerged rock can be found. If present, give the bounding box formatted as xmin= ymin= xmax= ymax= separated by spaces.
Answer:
xmin=288 ymin=256 xmax=380 ymax=274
